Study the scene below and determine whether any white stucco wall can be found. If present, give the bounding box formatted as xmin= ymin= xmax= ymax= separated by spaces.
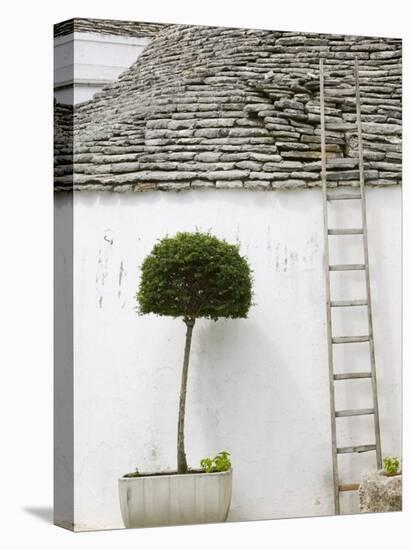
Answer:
xmin=54 ymin=32 xmax=151 ymax=104
xmin=61 ymin=188 xmax=401 ymax=531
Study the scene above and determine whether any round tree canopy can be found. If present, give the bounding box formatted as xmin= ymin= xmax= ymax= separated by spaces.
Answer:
xmin=137 ymin=232 xmax=252 ymax=321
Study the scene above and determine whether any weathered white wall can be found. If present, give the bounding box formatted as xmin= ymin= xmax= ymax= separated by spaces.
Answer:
xmin=54 ymin=32 xmax=151 ymax=104
xmin=61 ymin=188 xmax=400 ymax=531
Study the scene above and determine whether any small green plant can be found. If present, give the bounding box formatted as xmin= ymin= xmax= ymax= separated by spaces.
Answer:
xmin=123 ymin=468 xmax=140 ymax=478
xmin=383 ymin=456 xmax=401 ymax=475
xmin=200 ymin=451 xmax=232 ymax=473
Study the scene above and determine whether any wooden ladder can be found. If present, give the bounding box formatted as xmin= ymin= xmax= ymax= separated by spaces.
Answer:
xmin=319 ymin=58 xmax=383 ymax=514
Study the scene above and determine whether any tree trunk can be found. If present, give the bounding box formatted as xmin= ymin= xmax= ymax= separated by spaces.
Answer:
xmin=177 ymin=317 xmax=195 ymax=473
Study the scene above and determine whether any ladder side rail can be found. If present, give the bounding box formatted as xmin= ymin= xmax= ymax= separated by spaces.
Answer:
xmin=320 ymin=58 xmax=340 ymax=513
xmin=354 ymin=58 xmax=383 ymax=468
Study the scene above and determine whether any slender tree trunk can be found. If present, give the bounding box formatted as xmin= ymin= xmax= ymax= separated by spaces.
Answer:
xmin=177 ymin=317 xmax=195 ymax=473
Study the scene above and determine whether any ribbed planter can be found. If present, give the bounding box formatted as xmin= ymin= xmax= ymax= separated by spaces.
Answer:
xmin=118 ymin=469 xmax=232 ymax=528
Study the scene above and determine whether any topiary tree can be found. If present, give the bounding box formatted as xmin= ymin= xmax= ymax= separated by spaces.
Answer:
xmin=137 ymin=232 xmax=252 ymax=474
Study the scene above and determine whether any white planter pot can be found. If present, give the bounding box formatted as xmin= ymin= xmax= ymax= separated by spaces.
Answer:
xmin=118 ymin=470 xmax=232 ymax=528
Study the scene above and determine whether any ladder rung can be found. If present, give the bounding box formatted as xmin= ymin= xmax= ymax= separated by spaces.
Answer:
xmin=339 ymin=483 xmax=360 ymax=492
xmin=328 ymin=228 xmax=363 ymax=235
xmin=334 ymin=372 xmax=372 ymax=380
xmin=337 ymin=444 xmax=376 ymax=454
xmin=331 ymin=299 xmax=368 ymax=307
xmin=324 ymin=88 xmax=356 ymax=97
xmin=327 ymin=193 xmax=362 ymax=201
xmin=329 ymin=264 xmax=365 ymax=271
xmin=332 ymin=336 xmax=370 ymax=344
xmin=326 ymin=158 xmax=359 ymax=167
xmin=335 ymin=408 xmax=375 ymax=418
xmin=325 ymin=123 xmax=357 ymax=131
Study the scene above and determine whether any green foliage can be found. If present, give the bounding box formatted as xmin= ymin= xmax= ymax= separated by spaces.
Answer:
xmin=137 ymin=232 xmax=252 ymax=321
xmin=200 ymin=451 xmax=231 ymax=473
xmin=123 ymin=468 xmax=140 ymax=478
xmin=200 ymin=457 xmax=213 ymax=473
xmin=383 ymin=456 xmax=401 ymax=475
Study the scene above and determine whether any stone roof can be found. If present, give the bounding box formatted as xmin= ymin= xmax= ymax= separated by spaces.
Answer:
xmin=54 ymin=17 xmax=166 ymax=39
xmin=54 ymin=102 xmax=73 ymax=162
xmin=54 ymin=25 xmax=402 ymax=192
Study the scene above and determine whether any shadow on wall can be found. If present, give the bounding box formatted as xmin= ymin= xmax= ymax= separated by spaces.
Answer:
xmin=190 ymin=316 xmax=334 ymax=519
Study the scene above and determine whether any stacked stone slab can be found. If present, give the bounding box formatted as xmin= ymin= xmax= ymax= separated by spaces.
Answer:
xmin=54 ymin=18 xmax=166 ymax=39
xmin=54 ymin=102 xmax=73 ymax=179
xmin=54 ymin=24 xmax=402 ymax=192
